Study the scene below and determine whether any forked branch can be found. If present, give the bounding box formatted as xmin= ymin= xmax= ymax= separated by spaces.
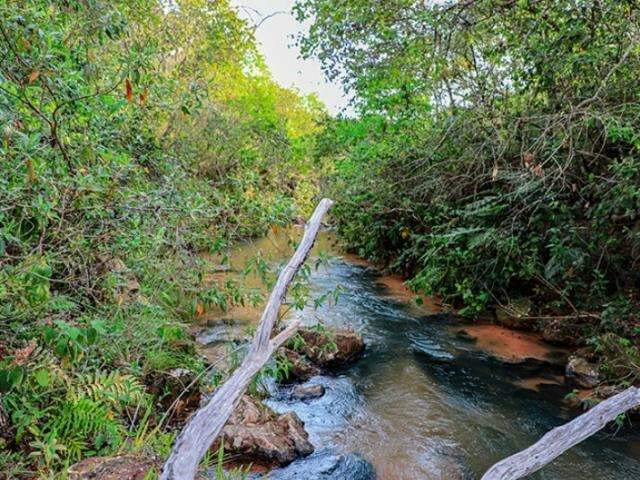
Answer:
xmin=160 ymin=198 xmax=333 ymax=480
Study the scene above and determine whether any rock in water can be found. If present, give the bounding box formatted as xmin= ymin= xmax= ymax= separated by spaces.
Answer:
xmin=265 ymin=376 xmax=361 ymax=442
xmin=296 ymin=327 xmax=365 ymax=367
xmin=292 ymin=383 xmax=325 ymax=400
xmin=279 ymin=347 xmax=322 ymax=382
xmin=252 ymin=449 xmax=376 ymax=480
xmin=566 ymin=356 xmax=600 ymax=388
xmin=212 ymin=395 xmax=313 ymax=466
xmin=277 ymin=327 xmax=365 ymax=382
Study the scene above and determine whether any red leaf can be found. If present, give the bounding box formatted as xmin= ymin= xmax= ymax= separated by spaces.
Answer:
xmin=27 ymin=71 xmax=40 ymax=84
xmin=523 ymin=152 xmax=534 ymax=168
xmin=125 ymin=79 xmax=133 ymax=102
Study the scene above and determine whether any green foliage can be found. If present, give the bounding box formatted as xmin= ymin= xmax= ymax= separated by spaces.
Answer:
xmin=2 ymin=344 xmax=150 ymax=472
xmin=0 ymin=0 xmax=324 ymax=476
xmin=248 ymin=354 xmax=293 ymax=397
xmin=209 ymin=440 xmax=250 ymax=480
xmin=298 ymin=0 xmax=640 ymax=378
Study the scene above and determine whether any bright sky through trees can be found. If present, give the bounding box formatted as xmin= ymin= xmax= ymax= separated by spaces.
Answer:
xmin=231 ymin=0 xmax=350 ymax=115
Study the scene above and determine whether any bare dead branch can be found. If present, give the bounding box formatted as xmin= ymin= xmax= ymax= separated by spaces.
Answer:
xmin=160 ymin=198 xmax=334 ymax=480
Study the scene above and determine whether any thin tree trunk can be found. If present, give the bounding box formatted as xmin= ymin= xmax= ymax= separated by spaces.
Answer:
xmin=160 ymin=198 xmax=333 ymax=480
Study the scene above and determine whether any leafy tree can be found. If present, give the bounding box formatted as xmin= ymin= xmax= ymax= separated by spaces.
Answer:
xmin=0 ymin=0 xmax=325 ymax=475
xmin=298 ymin=0 xmax=640 ymax=375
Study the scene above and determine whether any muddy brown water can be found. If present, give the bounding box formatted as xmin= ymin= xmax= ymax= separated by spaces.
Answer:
xmin=198 ymin=228 xmax=640 ymax=479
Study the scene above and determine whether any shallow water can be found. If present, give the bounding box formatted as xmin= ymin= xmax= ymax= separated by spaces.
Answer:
xmin=202 ymin=228 xmax=640 ymax=479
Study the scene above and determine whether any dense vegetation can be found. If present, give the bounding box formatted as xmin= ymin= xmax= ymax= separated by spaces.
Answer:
xmin=3 ymin=0 xmax=640 ymax=476
xmin=0 ymin=1 xmax=323 ymax=476
xmin=297 ymin=0 xmax=640 ymax=380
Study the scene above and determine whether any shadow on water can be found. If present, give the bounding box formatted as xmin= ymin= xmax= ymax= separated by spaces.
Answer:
xmin=204 ymin=229 xmax=640 ymax=479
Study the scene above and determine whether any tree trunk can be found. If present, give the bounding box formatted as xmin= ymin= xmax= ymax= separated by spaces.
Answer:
xmin=160 ymin=198 xmax=333 ymax=480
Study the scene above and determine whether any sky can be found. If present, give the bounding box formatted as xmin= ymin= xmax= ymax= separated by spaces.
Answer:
xmin=230 ymin=0 xmax=351 ymax=115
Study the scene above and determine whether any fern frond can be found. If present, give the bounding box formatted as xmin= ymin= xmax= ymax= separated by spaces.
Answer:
xmin=73 ymin=370 xmax=146 ymax=408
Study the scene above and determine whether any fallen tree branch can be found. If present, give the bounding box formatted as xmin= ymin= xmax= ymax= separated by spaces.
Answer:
xmin=160 ymin=198 xmax=333 ymax=480
xmin=481 ymin=386 xmax=640 ymax=480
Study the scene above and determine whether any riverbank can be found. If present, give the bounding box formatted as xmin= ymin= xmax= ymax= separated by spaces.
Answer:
xmin=58 ymin=226 xmax=640 ymax=479
xmin=0 ymin=2 xmax=331 ymax=476
xmin=301 ymin=0 xmax=640 ymax=401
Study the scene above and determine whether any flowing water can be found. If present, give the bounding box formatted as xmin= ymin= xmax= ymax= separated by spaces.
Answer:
xmin=199 ymin=228 xmax=640 ymax=479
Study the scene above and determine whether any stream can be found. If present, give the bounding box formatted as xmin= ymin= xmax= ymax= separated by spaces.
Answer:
xmin=199 ymin=229 xmax=640 ymax=479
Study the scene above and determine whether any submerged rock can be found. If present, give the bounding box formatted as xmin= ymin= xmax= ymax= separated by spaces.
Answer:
xmin=411 ymin=331 xmax=456 ymax=362
xmin=212 ymin=395 xmax=313 ymax=466
xmin=424 ymin=447 xmax=474 ymax=480
xmin=252 ymin=449 xmax=375 ymax=480
xmin=68 ymin=455 xmax=158 ymax=480
xmin=266 ymin=376 xmax=362 ymax=446
xmin=566 ymin=356 xmax=601 ymax=388
xmin=455 ymin=324 xmax=566 ymax=368
xmin=292 ymin=383 xmax=325 ymax=400
xmin=454 ymin=329 xmax=477 ymax=343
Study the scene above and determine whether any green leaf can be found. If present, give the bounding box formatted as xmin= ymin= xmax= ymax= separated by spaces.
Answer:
xmin=0 ymin=367 xmax=24 ymax=393
xmin=85 ymin=327 xmax=98 ymax=345
xmin=33 ymin=369 xmax=50 ymax=387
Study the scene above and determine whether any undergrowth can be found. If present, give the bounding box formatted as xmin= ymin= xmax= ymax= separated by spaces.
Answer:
xmin=0 ymin=0 xmax=325 ymax=477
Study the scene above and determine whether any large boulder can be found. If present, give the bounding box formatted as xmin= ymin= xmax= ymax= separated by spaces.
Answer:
xmin=295 ymin=327 xmax=365 ymax=367
xmin=566 ymin=356 xmax=601 ymax=388
xmin=252 ymin=449 xmax=376 ymax=480
xmin=212 ymin=395 xmax=313 ymax=466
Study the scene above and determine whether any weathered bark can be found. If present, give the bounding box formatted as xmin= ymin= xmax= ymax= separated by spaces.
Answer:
xmin=250 ymin=199 xmax=334 ymax=353
xmin=160 ymin=198 xmax=333 ymax=480
xmin=481 ymin=386 xmax=640 ymax=480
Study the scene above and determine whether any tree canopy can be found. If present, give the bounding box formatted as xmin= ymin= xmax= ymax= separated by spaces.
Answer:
xmin=299 ymin=0 xmax=640 ymax=377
